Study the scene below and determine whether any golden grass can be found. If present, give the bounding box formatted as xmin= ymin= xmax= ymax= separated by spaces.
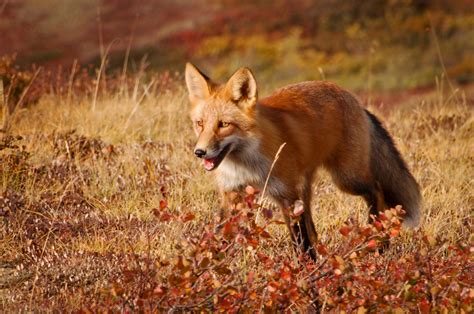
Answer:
xmin=1 ymin=76 xmax=472 ymax=310
xmin=7 ymin=81 xmax=474 ymax=241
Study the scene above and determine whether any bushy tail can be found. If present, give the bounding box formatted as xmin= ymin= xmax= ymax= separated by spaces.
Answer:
xmin=365 ymin=110 xmax=421 ymax=227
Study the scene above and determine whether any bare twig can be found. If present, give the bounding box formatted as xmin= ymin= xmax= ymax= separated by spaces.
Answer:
xmin=261 ymin=142 xmax=286 ymax=200
xmin=91 ymin=38 xmax=120 ymax=111
xmin=66 ymin=59 xmax=78 ymax=106
xmin=256 ymin=142 xmax=286 ymax=221
xmin=15 ymin=67 xmax=42 ymax=109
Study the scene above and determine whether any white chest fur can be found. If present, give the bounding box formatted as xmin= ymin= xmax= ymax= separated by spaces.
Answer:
xmin=214 ymin=139 xmax=268 ymax=191
xmin=215 ymin=158 xmax=264 ymax=191
xmin=214 ymin=139 xmax=287 ymax=199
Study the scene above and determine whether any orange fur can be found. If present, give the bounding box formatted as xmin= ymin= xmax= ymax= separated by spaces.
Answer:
xmin=185 ymin=63 xmax=421 ymax=259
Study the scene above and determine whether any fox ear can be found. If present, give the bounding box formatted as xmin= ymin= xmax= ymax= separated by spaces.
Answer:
xmin=185 ymin=63 xmax=211 ymax=103
xmin=225 ymin=67 xmax=257 ymax=110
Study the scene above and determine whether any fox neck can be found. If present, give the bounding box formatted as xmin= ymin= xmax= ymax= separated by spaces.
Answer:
xmin=214 ymin=136 xmax=285 ymax=197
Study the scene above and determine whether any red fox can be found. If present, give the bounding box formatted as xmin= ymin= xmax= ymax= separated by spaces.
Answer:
xmin=185 ymin=63 xmax=421 ymax=258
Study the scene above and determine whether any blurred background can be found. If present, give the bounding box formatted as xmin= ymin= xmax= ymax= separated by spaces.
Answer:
xmin=1 ymin=3 xmax=473 ymax=310
xmin=1 ymin=0 xmax=473 ymax=93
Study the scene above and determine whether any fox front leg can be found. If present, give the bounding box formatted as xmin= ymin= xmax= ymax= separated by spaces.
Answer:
xmin=217 ymin=190 xmax=241 ymax=224
xmin=281 ymin=199 xmax=318 ymax=260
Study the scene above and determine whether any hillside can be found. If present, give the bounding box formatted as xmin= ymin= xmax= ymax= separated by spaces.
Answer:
xmin=1 ymin=0 xmax=473 ymax=91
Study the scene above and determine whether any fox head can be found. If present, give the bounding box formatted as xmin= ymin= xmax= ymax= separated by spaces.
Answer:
xmin=185 ymin=63 xmax=258 ymax=171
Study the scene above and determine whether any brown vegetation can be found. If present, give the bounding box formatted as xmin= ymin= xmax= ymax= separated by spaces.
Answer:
xmin=0 ymin=59 xmax=472 ymax=311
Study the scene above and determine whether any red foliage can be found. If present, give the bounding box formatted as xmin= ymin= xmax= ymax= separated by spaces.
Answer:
xmin=91 ymin=192 xmax=474 ymax=312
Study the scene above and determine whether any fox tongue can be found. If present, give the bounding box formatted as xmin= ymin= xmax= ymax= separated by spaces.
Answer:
xmin=204 ymin=158 xmax=215 ymax=171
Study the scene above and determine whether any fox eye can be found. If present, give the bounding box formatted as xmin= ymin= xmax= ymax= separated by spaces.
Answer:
xmin=218 ymin=121 xmax=230 ymax=128
xmin=196 ymin=120 xmax=203 ymax=127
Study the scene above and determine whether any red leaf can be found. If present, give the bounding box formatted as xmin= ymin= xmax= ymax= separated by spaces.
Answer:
xmin=257 ymin=252 xmax=274 ymax=268
xmin=267 ymin=281 xmax=279 ymax=292
xmin=419 ymin=299 xmax=430 ymax=314
xmin=160 ymin=212 xmax=172 ymax=222
xmin=317 ymin=244 xmax=328 ymax=256
xmin=362 ymin=227 xmax=373 ymax=236
xmin=366 ymin=239 xmax=377 ymax=249
xmin=244 ymin=195 xmax=255 ymax=208
xmin=222 ymin=221 xmax=235 ymax=239
xmin=160 ymin=199 xmax=168 ymax=210
xmin=390 ymin=228 xmax=400 ymax=238
xmin=379 ymin=213 xmax=388 ymax=221
xmin=180 ymin=212 xmax=195 ymax=222
xmin=247 ymin=237 xmax=259 ymax=248
xmin=257 ymin=252 xmax=269 ymax=262
xmin=339 ymin=226 xmax=352 ymax=237
xmin=373 ymin=220 xmax=383 ymax=231
xmin=281 ymin=269 xmax=292 ymax=281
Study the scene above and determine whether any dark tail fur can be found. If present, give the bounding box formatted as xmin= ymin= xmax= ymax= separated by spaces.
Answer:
xmin=365 ymin=110 xmax=421 ymax=227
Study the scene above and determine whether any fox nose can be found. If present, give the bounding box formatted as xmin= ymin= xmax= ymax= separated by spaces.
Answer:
xmin=194 ymin=149 xmax=206 ymax=158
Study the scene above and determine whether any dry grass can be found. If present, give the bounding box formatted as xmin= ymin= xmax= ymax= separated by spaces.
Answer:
xmin=0 ymin=74 xmax=472 ymax=311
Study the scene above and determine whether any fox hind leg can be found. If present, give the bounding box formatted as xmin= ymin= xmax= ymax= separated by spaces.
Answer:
xmin=363 ymin=182 xmax=386 ymax=223
xmin=327 ymin=161 xmax=386 ymax=223
xmin=300 ymin=174 xmax=318 ymax=259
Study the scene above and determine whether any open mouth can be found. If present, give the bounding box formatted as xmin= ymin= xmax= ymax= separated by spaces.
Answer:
xmin=203 ymin=144 xmax=231 ymax=171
